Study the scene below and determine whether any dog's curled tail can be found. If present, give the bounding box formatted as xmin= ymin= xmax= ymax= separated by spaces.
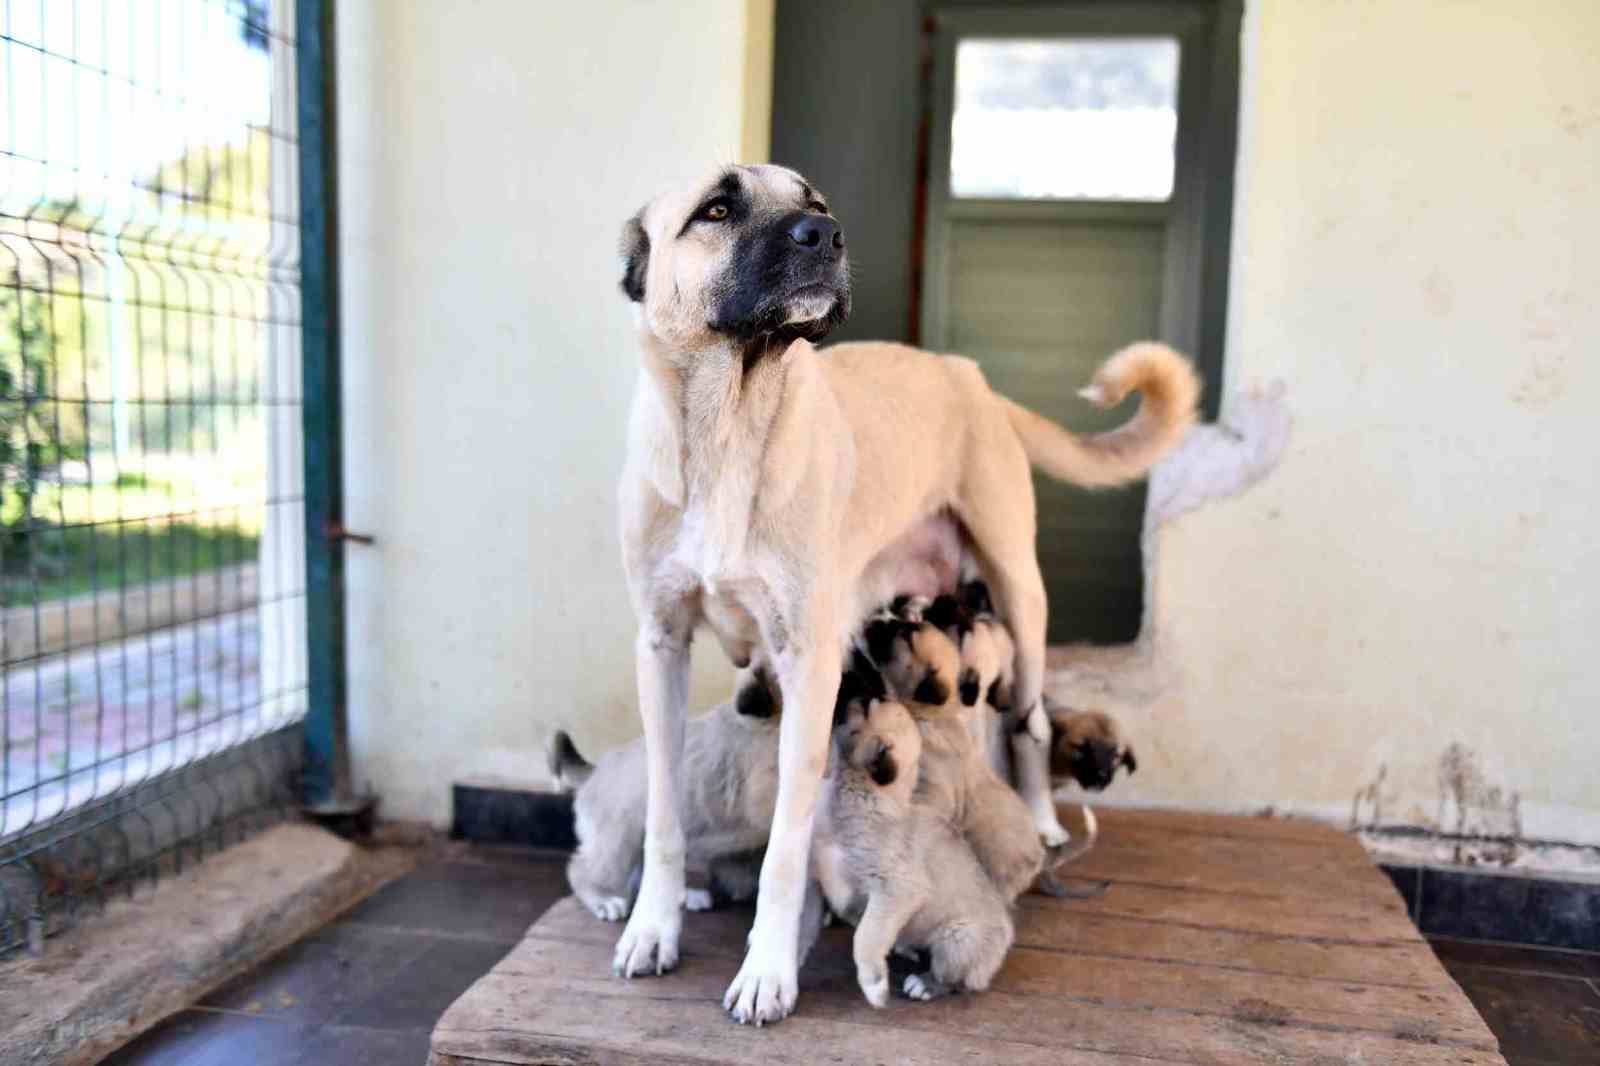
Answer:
xmin=1003 ymin=341 xmax=1200 ymax=489
xmin=547 ymin=730 xmax=593 ymax=792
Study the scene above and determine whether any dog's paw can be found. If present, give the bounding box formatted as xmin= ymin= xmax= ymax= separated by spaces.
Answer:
xmin=684 ymin=887 xmax=714 ymax=912
xmin=611 ymin=888 xmax=681 ymax=978
xmin=902 ymin=973 xmax=947 ymax=1001
xmin=723 ymin=937 xmax=799 ymax=1025
xmin=588 ymin=895 xmax=631 ymax=922
xmin=858 ymin=966 xmax=891 ymax=1009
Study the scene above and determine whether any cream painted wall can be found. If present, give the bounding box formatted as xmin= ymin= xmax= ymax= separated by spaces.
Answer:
xmin=1116 ymin=0 xmax=1600 ymax=847
xmin=338 ymin=0 xmax=1599 ymax=842
xmin=338 ymin=1 xmax=768 ymax=823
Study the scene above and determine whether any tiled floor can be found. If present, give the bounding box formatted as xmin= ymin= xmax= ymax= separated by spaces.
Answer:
xmin=1429 ymin=936 xmax=1600 ymax=1065
xmin=100 ymin=846 xmax=1600 ymax=1065
xmin=101 ymin=845 xmax=570 ymax=1066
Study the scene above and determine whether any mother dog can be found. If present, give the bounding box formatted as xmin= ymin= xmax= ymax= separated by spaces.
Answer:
xmin=612 ymin=164 xmax=1197 ymax=1024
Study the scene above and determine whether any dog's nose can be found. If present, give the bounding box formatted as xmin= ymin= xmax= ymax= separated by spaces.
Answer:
xmin=788 ymin=215 xmax=844 ymax=252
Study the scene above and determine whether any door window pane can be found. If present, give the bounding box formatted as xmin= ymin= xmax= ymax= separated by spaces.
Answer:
xmin=951 ymin=37 xmax=1179 ymax=201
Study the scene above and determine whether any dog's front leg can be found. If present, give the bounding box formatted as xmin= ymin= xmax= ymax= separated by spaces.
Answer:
xmin=612 ymin=616 xmax=692 ymax=977
xmin=723 ymin=625 xmax=840 ymax=1026
xmin=850 ymin=891 xmax=919 ymax=1008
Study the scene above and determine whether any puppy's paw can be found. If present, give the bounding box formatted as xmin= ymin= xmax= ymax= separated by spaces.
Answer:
xmin=723 ymin=933 xmax=799 ymax=1026
xmin=684 ymin=887 xmax=714 ymax=912
xmin=902 ymin=973 xmax=948 ymax=1001
xmin=857 ymin=966 xmax=890 ymax=1008
xmin=1037 ymin=817 xmax=1071 ymax=849
xmin=589 ymin=895 xmax=631 ymax=922
xmin=611 ymin=885 xmax=682 ymax=978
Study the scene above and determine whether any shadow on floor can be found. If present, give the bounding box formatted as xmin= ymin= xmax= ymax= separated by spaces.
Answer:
xmin=102 ymin=845 xmax=1600 ymax=1065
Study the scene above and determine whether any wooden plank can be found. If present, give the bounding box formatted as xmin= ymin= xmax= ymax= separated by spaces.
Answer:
xmin=526 ymin=896 xmax=1462 ymax=992
xmin=1088 ymin=807 xmax=1361 ymax=847
xmin=431 ymin=810 xmax=1507 ymax=1066
xmin=1020 ymin=878 xmax=1418 ymax=943
xmin=437 ymin=946 xmax=1503 ymax=1066
xmin=497 ymin=916 xmax=1492 ymax=1050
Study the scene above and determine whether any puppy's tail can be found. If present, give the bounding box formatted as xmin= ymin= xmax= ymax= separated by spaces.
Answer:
xmin=547 ymin=730 xmax=594 ymax=792
xmin=1002 ymin=341 xmax=1200 ymax=489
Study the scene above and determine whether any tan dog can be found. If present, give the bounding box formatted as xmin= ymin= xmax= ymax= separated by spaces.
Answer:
xmin=612 ymin=163 xmax=1198 ymax=1023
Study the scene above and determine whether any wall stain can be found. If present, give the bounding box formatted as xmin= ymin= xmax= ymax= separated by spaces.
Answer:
xmin=1437 ymin=742 xmax=1523 ymax=865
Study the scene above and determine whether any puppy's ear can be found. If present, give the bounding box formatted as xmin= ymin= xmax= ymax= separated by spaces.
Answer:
xmin=959 ymin=669 xmax=980 ymax=707
xmin=922 ymin=595 xmax=962 ymax=633
xmin=619 ymin=212 xmax=649 ymax=302
xmin=855 ymin=736 xmax=899 ymax=786
xmin=960 ymin=580 xmax=993 ymax=616
xmin=735 ymin=669 xmax=776 ymax=719
xmin=913 ymin=671 xmax=951 ymax=707
xmin=863 ymin=619 xmax=902 ymax=667
xmin=1120 ymin=747 xmax=1138 ymax=776
xmin=986 ymin=678 xmax=1010 ymax=711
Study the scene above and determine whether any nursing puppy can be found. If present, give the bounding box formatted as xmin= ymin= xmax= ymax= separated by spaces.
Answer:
xmin=814 ymin=674 xmax=1014 ymax=1006
xmin=921 ymin=584 xmax=1016 ymax=761
xmin=614 ymin=163 xmax=1198 ymax=1022
xmin=550 ymin=669 xmax=780 ymax=921
xmin=861 ymin=615 xmax=1043 ymax=903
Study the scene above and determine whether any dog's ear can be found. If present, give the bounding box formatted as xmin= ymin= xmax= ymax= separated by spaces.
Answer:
xmin=1120 ymin=746 xmax=1138 ymax=776
xmin=913 ymin=671 xmax=951 ymax=707
xmin=958 ymin=669 xmax=980 ymax=707
xmin=619 ymin=212 xmax=649 ymax=302
xmin=960 ymin=580 xmax=993 ymax=617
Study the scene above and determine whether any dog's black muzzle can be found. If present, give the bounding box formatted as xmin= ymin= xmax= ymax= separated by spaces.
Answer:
xmin=710 ymin=211 xmax=852 ymax=344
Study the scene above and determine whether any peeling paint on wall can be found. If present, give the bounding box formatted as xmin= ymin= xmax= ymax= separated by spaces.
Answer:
xmin=1043 ymin=379 xmax=1292 ymax=713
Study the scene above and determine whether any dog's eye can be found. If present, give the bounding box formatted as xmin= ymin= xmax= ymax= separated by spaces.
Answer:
xmin=700 ymin=201 xmax=730 ymax=222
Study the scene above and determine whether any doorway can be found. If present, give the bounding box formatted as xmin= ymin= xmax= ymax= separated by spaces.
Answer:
xmin=770 ymin=0 xmax=1240 ymax=645
xmin=918 ymin=4 xmax=1239 ymax=644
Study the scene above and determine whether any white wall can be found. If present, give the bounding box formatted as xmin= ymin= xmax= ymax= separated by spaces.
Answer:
xmin=339 ymin=0 xmax=1600 ymax=845
xmin=339 ymin=1 xmax=768 ymax=823
xmin=1105 ymin=0 xmax=1600 ymax=851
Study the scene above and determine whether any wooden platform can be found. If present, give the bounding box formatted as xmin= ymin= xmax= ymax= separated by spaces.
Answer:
xmin=429 ymin=808 xmax=1506 ymax=1065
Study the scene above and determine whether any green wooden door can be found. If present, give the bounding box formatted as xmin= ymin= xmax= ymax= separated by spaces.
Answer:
xmin=922 ymin=16 xmax=1192 ymax=645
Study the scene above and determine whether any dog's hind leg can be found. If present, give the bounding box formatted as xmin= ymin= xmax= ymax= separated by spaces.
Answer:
xmin=960 ymin=484 xmax=1070 ymax=846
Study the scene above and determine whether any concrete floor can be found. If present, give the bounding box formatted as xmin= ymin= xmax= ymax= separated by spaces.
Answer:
xmin=102 ymin=844 xmax=1600 ymax=1066
xmin=100 ymin=844 xmax=568 ymax=1066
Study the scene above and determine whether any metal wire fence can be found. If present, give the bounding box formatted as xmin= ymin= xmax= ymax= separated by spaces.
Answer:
xmin=1 ymin=0 xmax=310 ymax=955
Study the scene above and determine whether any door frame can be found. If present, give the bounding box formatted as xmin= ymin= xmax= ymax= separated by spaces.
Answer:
xmin=919 ymin=0 xmax=1242 ymax=418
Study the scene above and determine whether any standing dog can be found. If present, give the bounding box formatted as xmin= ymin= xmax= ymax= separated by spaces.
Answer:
xmin=613 ymin=163 xmax=1197 ymax=1023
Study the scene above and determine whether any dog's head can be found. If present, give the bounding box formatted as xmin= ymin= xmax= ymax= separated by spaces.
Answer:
xmin=835 ymin=693 xmax=921 ymax=800
xmin=1047 ymin=706 xmax=1138 ymax=792
xmin=860 ymin=614 xmax=960 ymax=709
xmin=620 ymin=164 xmax=851 ymax=356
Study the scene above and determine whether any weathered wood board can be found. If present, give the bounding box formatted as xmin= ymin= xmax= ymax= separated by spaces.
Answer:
xmin=430 ymin=807 xmax=1506 ymax=1065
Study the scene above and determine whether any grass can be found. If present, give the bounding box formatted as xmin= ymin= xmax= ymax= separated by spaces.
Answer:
xmin=2 ymin=520 xmax=259 ymax=605
xmin=3 ymin=457 xmax=267 ymax=607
